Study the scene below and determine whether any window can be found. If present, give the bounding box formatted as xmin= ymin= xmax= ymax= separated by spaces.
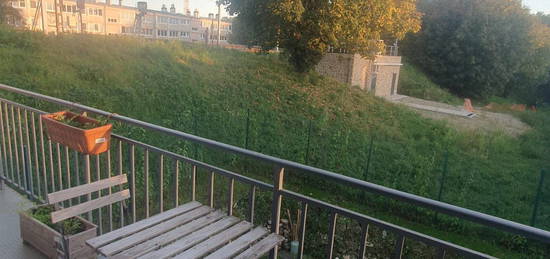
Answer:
xmin=143 ymin=29 xmax=153 ymax=35
xmin=158 ymin=16 xmax=169 ymax=24
xmin=180 ymin=19 xmax=190 ymax=25
xmin=122 ymin=26 xmax=133 ymax=33
xmin=192 ymin=27 xmax=198 ymax=31
xmin=169 ymin=31 xmax=178 ymax=37
xmin=47 ymin=3 xmax=54 ymax=11
xmin=181 ymin=32 xmax=190 ymax=38
xmin=12 ymin=0 xmax=25 ymax=8
xmin=157 ymin=30 xmax=167 ymax=37
xmin=30 ymin=1 xmax=36 ymax=8
xmin=108 ymin=18 xmax=118 ymax=23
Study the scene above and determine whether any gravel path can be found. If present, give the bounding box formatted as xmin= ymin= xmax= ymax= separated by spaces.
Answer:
xmin=390 ymin=96 xmax=530 ymax=136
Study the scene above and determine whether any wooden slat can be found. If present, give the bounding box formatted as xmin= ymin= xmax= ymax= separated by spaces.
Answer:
xmin=140 ymin=217 xmax=240 ymax=259
xmin=204 ymin=227 xmax=268 ymax=259
xmin=173 ymin=221 xmax=253 ymax=259
xmin=99 ymin=206 xmax=212 ymax=256
xmin=47 ymin=174 xmax=128 ymax=204
xmin=112 ymin=211 xmax=226 ymax=259
xmin=235 ymin=234 xmax=285 ymax=259
xmin=87 ymin=201 xmax=201 ymax=248
xmin=51 ymin=189 xmax=130 ymax=223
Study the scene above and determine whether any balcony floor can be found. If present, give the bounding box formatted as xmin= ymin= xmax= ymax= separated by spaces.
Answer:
xmin=0 ymin=184 xmax=46 ymax=259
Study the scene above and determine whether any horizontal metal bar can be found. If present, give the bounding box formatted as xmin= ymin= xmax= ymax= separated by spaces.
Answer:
xmin=279 ymin=189 xmax=495 ymax=259
xmin=1 ymin=85 xmax=550 ymax=243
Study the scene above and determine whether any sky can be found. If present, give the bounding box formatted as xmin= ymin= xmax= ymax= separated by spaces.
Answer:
xmin=123 ymin=0 xmax=230 ymax=17
xmin=523 ymin=0 xmax=550 ymax=14
xmin=123 ymin=0 xmax=549 ymax=16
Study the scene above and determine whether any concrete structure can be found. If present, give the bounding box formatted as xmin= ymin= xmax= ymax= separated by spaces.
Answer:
xmin=8 ymin=0 xmax=232 ymax=45
xmin=315 ymin=53 xmax=402 ymax=97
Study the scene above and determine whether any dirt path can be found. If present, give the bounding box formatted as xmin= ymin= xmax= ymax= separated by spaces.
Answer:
xmin=390 ymin=96 xmax=530 ymax=136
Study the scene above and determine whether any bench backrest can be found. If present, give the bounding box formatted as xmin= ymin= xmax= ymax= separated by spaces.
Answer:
xmin=47 ymin=174 xmax=130 ymax=224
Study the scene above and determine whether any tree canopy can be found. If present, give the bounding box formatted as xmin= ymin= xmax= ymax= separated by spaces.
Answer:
xmin=0 ymin=0 xmax=21 ymax=25
xmin=402 ymin=0 xmax=550 ymax=102
xmin=222 ymin=0 xmax=422 ymax=72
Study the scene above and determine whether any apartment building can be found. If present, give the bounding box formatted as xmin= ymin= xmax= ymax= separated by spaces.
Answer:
xmin=9 ymin=0 xmax=232 ymax=44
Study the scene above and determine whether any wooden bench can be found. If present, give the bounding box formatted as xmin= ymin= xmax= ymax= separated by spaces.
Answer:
xmin=47 ymin=174 xmax=283 ymax=259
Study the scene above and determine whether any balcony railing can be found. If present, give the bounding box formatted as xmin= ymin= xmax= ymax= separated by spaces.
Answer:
xmin=0 ymin=83 xmax=549 ymax=258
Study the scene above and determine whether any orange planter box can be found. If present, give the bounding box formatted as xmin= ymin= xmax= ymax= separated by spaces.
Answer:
xmin=41 ymin=111 xmax=112 ymax=155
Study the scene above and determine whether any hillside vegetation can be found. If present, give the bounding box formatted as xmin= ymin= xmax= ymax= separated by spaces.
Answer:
xmin=0 ymin=27 xmax=549 ymax=257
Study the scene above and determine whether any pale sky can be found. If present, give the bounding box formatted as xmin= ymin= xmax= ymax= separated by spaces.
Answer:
xmin=523 ymin=0 xmax=550 ymax=14
xmin=121 ymin=0 xmax=549 ymax=16
xmin=123 ymin=0 xmax=230 ymax=17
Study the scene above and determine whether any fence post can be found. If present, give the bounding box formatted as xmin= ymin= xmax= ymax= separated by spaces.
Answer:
xmin=437 ymin=149 xmax=449 ymax=201
xmin=531 ymin=169 xmax=546 ymax=227
xmin=363 ymin=135 xmax=375 ymax=181
xmin=244 ymin=108 xmax=250 ymax=149
xmin=304 ymin=120 xmax=312 ymax=164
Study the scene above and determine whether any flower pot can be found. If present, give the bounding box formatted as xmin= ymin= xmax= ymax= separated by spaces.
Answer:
xmin=41 ymin=111 xmax=112 ymax=155
xmin=19 ymin=205 xmax=97 ymax=259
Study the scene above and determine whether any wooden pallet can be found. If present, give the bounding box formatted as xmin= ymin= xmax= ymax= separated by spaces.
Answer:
xmin=86 ymin=201 xmax=284 ymax=259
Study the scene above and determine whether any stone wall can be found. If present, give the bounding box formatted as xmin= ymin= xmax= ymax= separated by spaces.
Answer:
xmin=316 ymin=53 xmax=402 ymax=97
xmin=315 ymin=53 xmax=354 ymax=85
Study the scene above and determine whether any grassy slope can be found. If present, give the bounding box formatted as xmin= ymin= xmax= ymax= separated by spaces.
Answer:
xmin=0 ymin=28 xmax=549 ymax=257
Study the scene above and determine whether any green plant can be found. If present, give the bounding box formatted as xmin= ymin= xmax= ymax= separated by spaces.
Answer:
xmin=31 ymin=205 xmax=85 ymax=235
xmin=52 ymin=112 xmax=107 ymax=130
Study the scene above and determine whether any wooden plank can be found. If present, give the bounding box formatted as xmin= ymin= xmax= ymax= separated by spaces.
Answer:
xmin=47 ymin=174 xmax=127 ymax=204
xmin=99 ymin=206 xmax=212 ymax=256
xmin=112 ymin=211 xmax=225 ymax=259
xmin=204 ymin=227 xmax=269 ymax=259
xmin=87 ymin=201 xmax=201 ymax=248
xmin=51 ymin=189 xmax=130 ymax=224
xmin=173 ymin=221 xmax=253 ymax=259
xmin=235 ymin=234 xmax=285 ymax=259
xmin=140 ymin=217 xmax=240 ymax=259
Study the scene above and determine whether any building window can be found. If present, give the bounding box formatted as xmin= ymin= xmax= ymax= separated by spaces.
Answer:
xmin=158 ymin=16 xmax=169 ymax=24
xmin=181 ymin=32 xmax=190 ymax=38
xmin=192 ymin=27 xmax=198 ymax=31
xmin=30 ymin=1 xmax=37 ymax=8
xmin=46 ymin=3 xmax=54 ymax=11
xmin=108 ymin=18 xmax=118 ymax=23
xmin=169 ymin=31 xmax=178 ymax=37
xmin=157 ymin=30 xmax=167 ymax=37
xmin=12 ymin=0 xmax=25 ymax=8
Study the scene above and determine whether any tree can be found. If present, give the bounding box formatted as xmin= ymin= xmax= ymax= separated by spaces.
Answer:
xmin=402 ymin=0 xmax=543 ymax=99
xmin=220 ymin=0 xmax=422 ymax=72
xmin=0 ymin=0 xmax=22 ymax=25
xmin=536 ymin=12 xmax=550 ymax=26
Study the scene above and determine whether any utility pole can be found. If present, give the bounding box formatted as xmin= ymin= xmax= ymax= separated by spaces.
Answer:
xmin=217 ymin=2 xmax=221 ymax=46
xmin=54 ymin=0 xmax=60 ymax=34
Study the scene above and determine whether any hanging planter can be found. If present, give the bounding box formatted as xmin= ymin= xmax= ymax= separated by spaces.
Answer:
xmin=41 ymin=111 xmax=112 ymax=155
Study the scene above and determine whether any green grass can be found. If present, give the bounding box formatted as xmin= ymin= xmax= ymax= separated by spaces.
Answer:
xmin=398 ymin=61 xmax=462 ymax=105
xmin=0 ymin=27 xmax=549 ymax=258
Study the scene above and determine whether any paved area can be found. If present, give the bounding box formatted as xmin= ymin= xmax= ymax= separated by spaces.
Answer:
xmin=388 ymin=95 xmax=530 ymax=136
xmin=0 ymin=184 xmax=46 ymax=259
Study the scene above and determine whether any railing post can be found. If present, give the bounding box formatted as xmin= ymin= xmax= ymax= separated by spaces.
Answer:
xmin=270 ymin=166 xmax=284 ymax=259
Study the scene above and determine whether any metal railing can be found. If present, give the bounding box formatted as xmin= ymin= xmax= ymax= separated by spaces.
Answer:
xmin=0 ymin=83 xmax=549 ymax=258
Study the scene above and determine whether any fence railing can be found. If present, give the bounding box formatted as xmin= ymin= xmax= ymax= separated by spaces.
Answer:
xmin=0 ymin=83 xmax=549 ymax=258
